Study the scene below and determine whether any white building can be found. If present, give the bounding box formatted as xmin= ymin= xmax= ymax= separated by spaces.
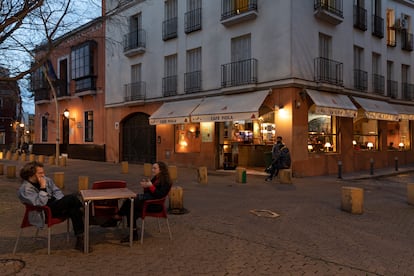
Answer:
xmin=103 ymin=0 xmax=414 ymax=176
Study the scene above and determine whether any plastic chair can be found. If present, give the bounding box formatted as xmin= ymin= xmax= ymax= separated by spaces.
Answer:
xmin=92 ymin=180 xmax=127 ymax=221
xmin=13 ymin=203 xmax=69 ymax=255
xmin=140 ymin=196 xmax=172 ymax=244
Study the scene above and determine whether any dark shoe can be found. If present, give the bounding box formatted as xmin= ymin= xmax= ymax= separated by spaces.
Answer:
xmin=75 ymin=235 xmax=93 ymax=253
xmin=120 ymin=231 xmax=139 ymax=243
xmin=265 ymin=177 xmax=273 ymax=182
xmin=100 ymin=218 xmax=121 ymax=228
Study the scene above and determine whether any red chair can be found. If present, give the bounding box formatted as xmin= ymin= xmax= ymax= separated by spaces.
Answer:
xmin=13 ymin=203 xmax=69 ymax=255
xmin=140 ymin=196 xmax=172 ymax=244
xmin=92 ymin=180 xmax=127 ymax=222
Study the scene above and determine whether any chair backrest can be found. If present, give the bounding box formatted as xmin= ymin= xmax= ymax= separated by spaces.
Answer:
xmin=142 ymin=196 xmax=168 ymax=219
xmin=92 ymin=180 xmax=127 ymax=189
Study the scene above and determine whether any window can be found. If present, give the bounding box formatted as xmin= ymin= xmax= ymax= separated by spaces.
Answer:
xmin=308 ymin=114 xmax=337 ymax=153
xmin=163 ymin=54 xmax=177 ymax=96
xmin=84 ymin=111 xmax=93 ymax=142
xmin=231 ymin=34 xmax=251 ymax=62
xmin=41 ymin=116 xmax=48 ymax=142
xmin=354 ymin=46 xmax=367 ymax=90
xmin=71 ymin=41 xmax=96 ymax=92
xmin=175 ymin=123 xmax=201 ymax=153
xmin=387 ymin=120 xmax=410 ymax=151
xmin=163 ymin=0 xmax=178 ymax=40
xmin=0 ymin=132 xmax=5 ymax=144
xmin=319 ymin=33 xmax=332 ymax=59
xmin=185 ymin=0 xmax=202 ymax=33
xmin=185 ymin=47 xmax=202 ymax=93
xmin=353 ymin=119 xmax=378 ymax=150
xmin=402 ymin=64 xmax=411 ymax=100
xmin=386 ymin=9 xmax=396 ymax=46
xmin=387 ymin=60 xmax=397 ymax=98
xmin=372 ymin=52 xmax=384 ymax=94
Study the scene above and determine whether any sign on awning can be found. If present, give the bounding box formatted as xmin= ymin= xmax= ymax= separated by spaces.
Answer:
xmin=306 ymin=89 xmax=357 ymax=118
xmin=190 ymin=90 xmax=269 ymax=122
xmin=352 ymin=97 xmax=399 ymax=121
xmin=149 ymin=98 xmax=203 ymax=125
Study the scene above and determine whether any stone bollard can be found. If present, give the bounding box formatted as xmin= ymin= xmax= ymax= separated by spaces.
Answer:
xmin=169 ymin=186 xmax=184 ymax=210
xmin=143 ymin=163 xmax=152 ymax=177
xmin=235 ymin=167 xmax=247 ymax=183
xmin=7 ymin=165 xmax=16 ymax=178
xmin=0 ymin=163 xmax=4 ymax=175
xmin=5 ymin=151 xmax=11 ymax=160
xmin=59 ymin=156 xmax=67 ymax=167
xmin=54 ymin=172 xmax=64 ymax=189
xmin=407 ymin=183 xmax=414 ymax=205
xmin=197 ymin=166 xmax=208 ymax=184
xmin=341 ymin=186 xmax=364 ymax=214
xmin=29 ymin=154 xmax=36 ymax=162
xmin=20 ymin=153 xmax=26 ymax=162
xmin=0 ymin=151 xmax=3 ymax=159
xmin=121 ymin=161 xmax=128 ymax=174
xmin=169 ymin=165 xmax=177 ymax=183
xmin=278 ymin=169 xmax=293 ymax=184
xmin=12 ymin=152 xmax=19 ymax=161
xmin=38 ymin=155 xmax=45 ymax=163
xmin=78 ymin=176 xmax=89 ymax=191
xmin=48 ymin=156 xmax=55 ymax=165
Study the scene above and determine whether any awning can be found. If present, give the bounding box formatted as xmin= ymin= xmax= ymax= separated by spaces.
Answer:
xmin=149 ymin=98 xmax=203 ymax=125
xmin=190 ymin=90 xmax=270 ymax=122
xmin=352 ymin=97 xmax=399 ymax=121
xmin=390 ymin=104 xmax=414 ymax=120
xmin=305 ymin=89 xmax=357 ymax=118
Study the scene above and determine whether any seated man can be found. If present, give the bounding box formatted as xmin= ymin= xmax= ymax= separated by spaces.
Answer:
xmin=265 ymin=136 xmax=291 ymax=181
xmin=17 ymin=161 xmax=87 ymax=252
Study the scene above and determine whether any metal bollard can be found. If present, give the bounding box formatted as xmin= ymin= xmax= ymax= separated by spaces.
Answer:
xmin=337 ymin=160 xmax=342 ymax=179
xmin=395 ymin=157 xmax=399 ymax=171
xmin=370 ymin=158 xmax=374 ymax=175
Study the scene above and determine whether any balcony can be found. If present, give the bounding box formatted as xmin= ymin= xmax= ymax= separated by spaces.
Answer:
xmin=220 ymin=0 xmax=257 ymax=27
xmin=314 ymin=57 xmax=343 ymax=86
xmin=34 ymin=89 xmax=50 ymax=103
xmin=162 ymin=17 xmax=178 ymax=41
xmin=402 ymin=82 xmax=414 ymax=100
xmin=123 ymin=29 xmax=146 ymax=57
xmin=372 ymin=74 xmax=385 ymax=95
xmin=184 ymin=71 xmax=202 ymax=93
xmin=124 ymin=81 xmax=146 ymax=102
xmin=401 ymin=29 xmax=413 ymax=51
xmin=221 ymin=58 xmax=257 ymax=88
xmin=55 ymin=80 xmax=70 ymax=99
xmin=314 ymin=0 xmax=343 ymax=25
xmin=162 ymin=75 xmax=177 ymax=97
xmin=353 ymin=5 xmax=367 ymax=31
xmin=185 ymin=8 xmax=202 ymax=33
xmin=354 ymin=69 xmax=368 ymax=91
xmin=387 ymin=80 xmax=398 ymax=99
xmin=74 ymin=76 xmax=97 ymax=96
xmin=372 ymin=15 xmax=384 ymax=38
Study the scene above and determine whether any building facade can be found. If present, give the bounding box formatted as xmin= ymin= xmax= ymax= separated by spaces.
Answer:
xmin=32 ymin=17 xmax=106 ymax=161
xmin=0 ymin=67 xmax=20 ymax=151
xmin=101 ymin=0 xmax=414 ymax=176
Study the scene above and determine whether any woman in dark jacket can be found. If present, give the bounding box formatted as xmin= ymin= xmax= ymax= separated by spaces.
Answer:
xmin=109 ymin=161 xmax=172 ymax=242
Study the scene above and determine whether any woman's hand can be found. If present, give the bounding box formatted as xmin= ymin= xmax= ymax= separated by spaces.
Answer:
xmin=38 ymin=176 xmax=47 ymax=189
xmin=140 ymin=178 xmax=152 ymax=188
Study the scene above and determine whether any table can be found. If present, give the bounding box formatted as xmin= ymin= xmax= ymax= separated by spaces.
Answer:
xmin=80 ymin=188 xmax=136 ymax=253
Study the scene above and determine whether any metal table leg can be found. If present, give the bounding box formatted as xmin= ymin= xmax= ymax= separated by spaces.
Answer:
xmin=129 ymin=198 xmax=134 ymax=247
xmin=84 ymin=200 xmax=90 ymax=253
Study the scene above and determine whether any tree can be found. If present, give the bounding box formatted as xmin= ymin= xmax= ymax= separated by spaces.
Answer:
xmin=0 ymin=0 xmax=101 ymax=160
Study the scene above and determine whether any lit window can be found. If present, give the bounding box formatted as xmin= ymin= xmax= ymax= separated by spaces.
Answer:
xmin=353 ymin=119 xmax=378 ymax=150
xmin=308 ymin=114 xmax=337 ymax=153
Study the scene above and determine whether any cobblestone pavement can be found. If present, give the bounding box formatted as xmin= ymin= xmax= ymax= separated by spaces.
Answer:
xmin=0 ymin=158 xmax=414 ymax=275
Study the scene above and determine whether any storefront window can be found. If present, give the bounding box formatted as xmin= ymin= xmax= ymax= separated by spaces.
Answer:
xmin=353 ymin=119 xmax=378 ymax=150
xmin=387 ymin=120 xmax=410 ymax=150
xmin=175 ymin=123 xmax=201 ymax=153
xmin=259 ymin=112 xmax=275 ymax=145
xmin=308 ymin=114 xmax=337 ymax=153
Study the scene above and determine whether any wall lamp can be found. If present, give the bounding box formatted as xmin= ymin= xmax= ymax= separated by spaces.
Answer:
xmin=63 ymin=109 xmax=75 ymax=121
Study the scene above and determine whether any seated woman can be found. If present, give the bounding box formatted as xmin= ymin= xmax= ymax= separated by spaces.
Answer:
xmin=104 ymin=161 xmax=172 ymax=242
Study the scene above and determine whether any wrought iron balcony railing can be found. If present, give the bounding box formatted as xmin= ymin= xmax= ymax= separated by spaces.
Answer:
xmin=162 ymin=75 xmax=177 ymax=97
xmin=124 ymin=81 xmax=146 ymax=102
xmin=221 ymin=58 xmax=257 ymax=88
xmin=314 ymin=57 xmax=343 ymax=86
xmin=184 ymin=71 xmax=202 ymax=93
xmin=185 ymin=8 xmax=202 ymax=33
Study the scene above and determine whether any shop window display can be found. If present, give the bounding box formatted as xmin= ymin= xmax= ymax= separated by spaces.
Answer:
xmin=308 ymin=114 xmax=337 ymax=153
xmin=175 ymin=123 xmax=201 ymax=153
xmin=353 ymin=119 xmax=378 ymax=150
xmin=386 ymin=120 xmax=410 ymax=150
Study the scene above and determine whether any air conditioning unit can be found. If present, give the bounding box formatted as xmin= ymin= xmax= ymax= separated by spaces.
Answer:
xmin=400 ymin=13 xmax=409 ymax=29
